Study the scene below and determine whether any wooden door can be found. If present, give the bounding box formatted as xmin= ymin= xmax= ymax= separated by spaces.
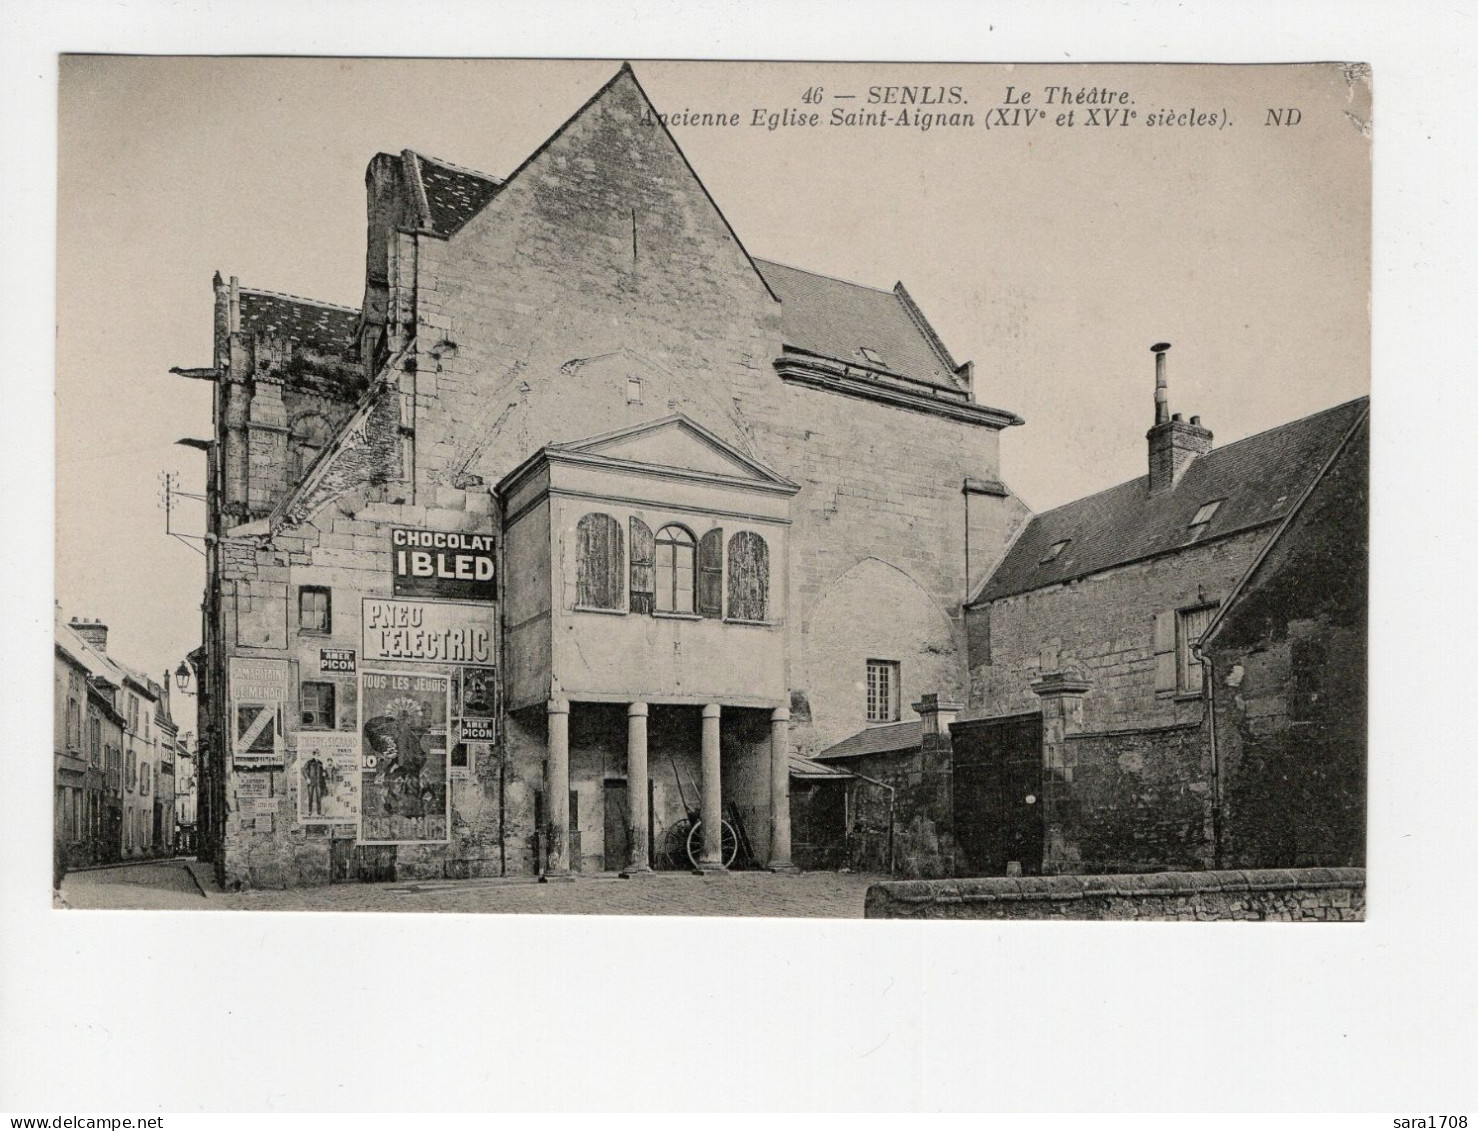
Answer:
xmin=951 ymin=713 xmax=1044 ymax=876
xmin=603 ymin=779 xmax=630 ymax=871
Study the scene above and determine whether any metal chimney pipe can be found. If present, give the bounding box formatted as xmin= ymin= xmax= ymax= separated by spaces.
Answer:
xmin=1151 ymin=342 xmax=1171 ymax=425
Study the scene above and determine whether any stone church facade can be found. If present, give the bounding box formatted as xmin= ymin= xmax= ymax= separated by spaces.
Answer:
xmin=179 ymin=65 xmax=1027 ymax=888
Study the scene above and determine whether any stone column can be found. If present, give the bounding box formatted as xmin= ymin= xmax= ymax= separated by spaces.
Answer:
xmin=621 ymin=702 xmax=651 ymax=877
xmin=767 ymin=706 xmax=796 ymax=872
xmin=1029 ymin=672 xmax=1092 ymax=876
xmin=542 ymin=698 xmax=572 ymax=882
xmin=695 ymin=703 xmax=726 ymax=873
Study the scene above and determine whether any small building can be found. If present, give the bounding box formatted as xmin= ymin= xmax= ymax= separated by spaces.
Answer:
xmin=1199 ymin=405 xmax=1369 ymax=869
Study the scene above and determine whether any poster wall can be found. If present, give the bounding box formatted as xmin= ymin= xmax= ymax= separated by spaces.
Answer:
xmin=228 ymin=657 xmax=290 ymax=766
xmin=297 ymin=732 xmax=360 ymax=825
xmin=358 ymin=669 xmax=451 ymax=844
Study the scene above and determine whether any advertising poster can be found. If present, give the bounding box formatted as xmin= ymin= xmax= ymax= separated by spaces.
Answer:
xmin=228 ymin=657 xmax=290 ymax=766
xmin=296 ymin=732 xmax=360 ymax=825
xmin=359 ymin=669 xmax=451 ymax=844
xmin=361 ymin=599 xmax=497 ymax=667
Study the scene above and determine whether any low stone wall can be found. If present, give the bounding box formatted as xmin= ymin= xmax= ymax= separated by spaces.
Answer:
xmin=865 ymin=867 xmax=1364 ymax=921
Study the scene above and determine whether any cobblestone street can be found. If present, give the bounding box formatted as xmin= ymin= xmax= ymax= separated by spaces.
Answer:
xmin=61 ymin=858 xmax=877 ymax=917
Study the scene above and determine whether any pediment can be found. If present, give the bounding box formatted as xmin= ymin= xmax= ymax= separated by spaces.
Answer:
xmin=553 ymin=414 xmax=793 ymax=486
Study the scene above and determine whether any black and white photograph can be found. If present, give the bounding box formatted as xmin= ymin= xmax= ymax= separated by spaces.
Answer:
xmin=50 ymin=57 xmax=1372 ymax=919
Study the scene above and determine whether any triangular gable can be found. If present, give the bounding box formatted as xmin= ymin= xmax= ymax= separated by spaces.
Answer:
xmin=552 ymin=414 xmax=795 ymax=487
xmin=451 ymin=63 xmax=777 ymax=304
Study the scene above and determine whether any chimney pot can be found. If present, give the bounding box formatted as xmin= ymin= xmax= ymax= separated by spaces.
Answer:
xmin=1190 ymin=415 xmax=1201 ymax=425
xmin=1172 ymin=412 xmax=1183 ymax=422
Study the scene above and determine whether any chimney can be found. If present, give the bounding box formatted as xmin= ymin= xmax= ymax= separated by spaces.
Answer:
xmin=1145 ymin=342 xmax=1212 ymax=495
xmin=70 ymin=617 xmax=108 ymax=653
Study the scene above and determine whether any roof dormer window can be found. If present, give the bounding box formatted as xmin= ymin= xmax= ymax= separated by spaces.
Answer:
xmin=1041 ymin=539 xmax=1071 ymax=564
xmin=1189 ymin=500 xmax=1223 ymax=528
xmin=858 ymin=347 xmax=885 ymax=367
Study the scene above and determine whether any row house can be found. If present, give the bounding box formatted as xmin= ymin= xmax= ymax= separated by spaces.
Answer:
xmin=56 ymin=613 xmax=179 ymax=863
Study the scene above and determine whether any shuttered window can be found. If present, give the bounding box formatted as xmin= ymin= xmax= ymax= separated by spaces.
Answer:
xmin=726 ymin=531 xmax=770 ymax=621
xmin=654 ymin=525 xmax=696 ymax=614
xmin=1177 ymin=605 xmax=1217 ymax=693
xmin=697 ymin=528 xmax=724 ymax=618
xmin=576 ymin=513 xmax=625 ymax=610
xmin=630 ymin=518 xmax=655 ymax=614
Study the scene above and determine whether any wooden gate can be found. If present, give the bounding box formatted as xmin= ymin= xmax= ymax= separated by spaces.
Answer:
xmin=951 ymin=712 xmax=1043 ymax=876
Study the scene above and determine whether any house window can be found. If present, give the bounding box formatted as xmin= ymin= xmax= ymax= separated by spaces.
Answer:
xmin=300 ymin=681 xmax=337 ymax=730
xmin=866 ymin=659 xmax=901 ymax=723
xmin=625 ymin=377 xmax=643 ymax=405
xmin=1189 ymin=499 xmax=1223 ymax=529
xmin=141 ymin=763 xmax=150 ymax=796
xmin=299 ymin=586 xmax=332 ymax=634
xmin=654 ymin=525 xmax=696 ymax=614
xmin=575 ymin=512 xmax=625 ymax=610
xmin=128 ymin=695 xmax=139 ymax=734
xmin=1176 ymin=605 xmax=1217 ymax=693
xmin=727 ymin=531 xmax=770 ymax=621
xmin=89 ymin=717 xmax=102 ymax=764
xmin=66 ymin=698 xmax=81 ymax=750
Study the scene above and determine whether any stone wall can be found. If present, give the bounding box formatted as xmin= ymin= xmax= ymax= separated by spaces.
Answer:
xmin=865 ymin=868 xmax=1365 ymax=921
xmin=968 ymin=530 xmax=1267 ymax=729
xmin=1049 ymin=723 xmax=1214 ymax=874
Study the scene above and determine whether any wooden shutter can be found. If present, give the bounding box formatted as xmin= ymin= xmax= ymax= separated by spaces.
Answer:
xmin=727 ymin=531 xmax=769 ymax=621
xmin=629 ymin=517 xmax=655 ymax=614
xmin=576 ymin=514 xmax=624 ymax=609
xmin=1152 ymin=610 xmax=1178 ymax=695
xmin=697 ymin=528 xmax=724 ymax=618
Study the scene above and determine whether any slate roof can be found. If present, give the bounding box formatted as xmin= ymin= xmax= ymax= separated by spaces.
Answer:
xmin=755 ymin=259 xmax=961 ymax=390
xmin=815 ymin=720 xmax=923 ymax=761
xmin=973 ymin=396 xmax=1370 ymax=604
xmin=414 ymin=153 xmax=503 ymax=237
xmin=238 ymin=289 xmax=360 ymax=355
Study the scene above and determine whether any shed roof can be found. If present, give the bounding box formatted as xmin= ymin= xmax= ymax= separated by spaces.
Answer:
xmin=815 ymin=720 xmax=923 ymax=761
xmin=789 ymin=754 xmax=856 ymax=780
xmin=972 ymin=397 xmax=1370 ymax=604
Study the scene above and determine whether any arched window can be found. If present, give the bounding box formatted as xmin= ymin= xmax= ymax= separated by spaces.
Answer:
xmin=727 ymin=531 xmax=770 ymax=621
xmin=289 ymin=413 xmax=333 ymax=483
xmin=654 ymin=525 xmax=696 ymax=614
xmin=576 ymin=513 xmax=625 ymax=610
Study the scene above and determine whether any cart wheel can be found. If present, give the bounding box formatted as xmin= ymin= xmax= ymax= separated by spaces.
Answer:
xmin=685 ymin=818 xmax=739 ymax=869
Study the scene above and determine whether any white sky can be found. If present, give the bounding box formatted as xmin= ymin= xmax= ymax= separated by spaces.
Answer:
xmin=54 ymin=59 xmax=1369 ymax=724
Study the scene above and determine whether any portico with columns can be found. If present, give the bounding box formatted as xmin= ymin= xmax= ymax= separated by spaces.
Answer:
xmin=498 ymin=416 xmax=800 ymax=876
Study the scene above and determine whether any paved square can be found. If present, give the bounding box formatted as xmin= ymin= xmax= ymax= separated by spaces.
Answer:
xmin=60 ymin=859 xmax=876 ymax=917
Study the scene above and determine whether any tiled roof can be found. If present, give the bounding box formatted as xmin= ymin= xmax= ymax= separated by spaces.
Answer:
xmin=755 ymin=259 xmax=961 ymax=389
xmin=815 ymin=720 xmax=923 ymax=761
xmin=415 ymin=154 xmax=503 ymax=237
xmin=238 ymin=289 xmax=360 ymax=355
xmin=973 ymin=397 xmax=1370 ymax=603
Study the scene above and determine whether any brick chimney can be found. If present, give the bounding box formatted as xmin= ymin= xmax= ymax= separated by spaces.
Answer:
xmin=1146 ymin=342 xmax=1212 ymax=495
xmin=69 ymin=617 xmax=108 ymax=653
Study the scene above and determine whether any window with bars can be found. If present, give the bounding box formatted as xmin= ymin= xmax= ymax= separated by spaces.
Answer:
xmin=866 ymin=659 xmax=901 ymax=723
xmin=654 ymin=525 xmax=696 ymax=615
xmin=299 ymin=586 xmax=332 ymax=634
xmin=300 ymin=681 xmax=337 ymax=730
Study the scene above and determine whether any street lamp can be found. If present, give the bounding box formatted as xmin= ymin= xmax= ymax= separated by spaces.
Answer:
xmin=175 ymin=659 xmax=195 ymax=695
